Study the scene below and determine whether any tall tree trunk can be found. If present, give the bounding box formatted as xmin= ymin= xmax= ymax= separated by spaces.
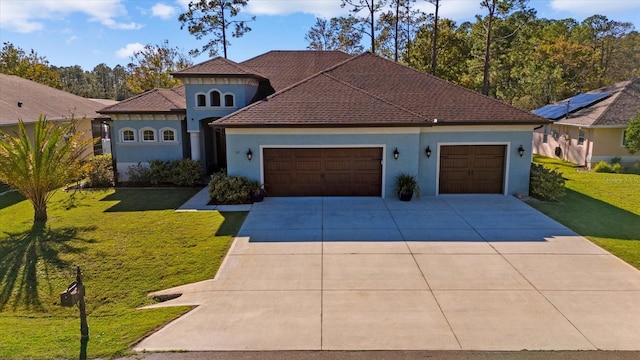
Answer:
xmin=394 ymin=0 xmax=400 ymax=61
xmin=482 ymin=2 xmax=495 ymax=96
xmin=430 ymin=0 xmax=439 ymax=75
xmin=370 ymin=2 xmax=376 ymax=53
xmin=221 ymin=3 xmax=228 ymax=58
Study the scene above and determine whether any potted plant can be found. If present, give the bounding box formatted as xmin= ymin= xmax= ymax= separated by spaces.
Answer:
xmin=394 ymin=173 xmax=420 ymax=201
xmin=248 ymin=179 xmax=266 ymax=202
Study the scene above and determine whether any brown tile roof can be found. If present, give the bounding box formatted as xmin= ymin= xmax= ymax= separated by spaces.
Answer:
xmin=99 ymin=86 xmax=186 ymax=114
xmin=555 ymin=78 xmax=640 ymax=127
xmin=172 ymin=57 xmax=266 ymax=79
xmin=0 ymin=73 xmax=108 ymax=126
xmin=213 ymin=53 xmax=548 ymax=128
xmin=241 ymin=50 xmax=353 ymax=91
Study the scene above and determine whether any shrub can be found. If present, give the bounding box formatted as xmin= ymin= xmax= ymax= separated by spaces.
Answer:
xmin=126 ymin=163 xmax=152 ymax=185
xmin=167 ymin=159 xmax=203 ymax=186
xmin=209 ymin=170 xmax=251 ymax=204
xmin=149 ymin=159 xmax=172 ymax=185
xmin=611 ymin=156 xmax=622 ymax=164
xmin=593 ymin=161 xmax=614 ymax=173
xmin=83 ymin=154 xmax=114 ymax=187
xmin=126 ymin=159 xmax=202 ymax=186
xmin=529 ymin=163 xmax=566 ymax=201
xmin=611 ymin=163 xmax=624 ymax=173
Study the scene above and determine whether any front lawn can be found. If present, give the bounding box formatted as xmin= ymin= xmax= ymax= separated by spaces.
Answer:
xmin=0 ymin=188 xmax=246 ymax=359
xmin=530 ymin=155 xmax=640 ymax=269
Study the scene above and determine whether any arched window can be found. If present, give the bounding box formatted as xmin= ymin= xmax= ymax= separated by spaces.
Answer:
xmin=161 ymin=128 xmax=176 ymax=142
xmin=121 ymin=128 xmax=136 ymax=142
xmin=196 ymin=94 xmax=206 ymax=107
xmin=140 ymin=127 xmax=157 ymax=142
xmin=224 ymin=94 xmax=234 ymax=107
xmin=210 ymin=90 xmax=221 ymax=107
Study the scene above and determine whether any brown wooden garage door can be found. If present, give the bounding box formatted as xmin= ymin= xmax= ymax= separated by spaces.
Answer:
xmin=263 ymin=148 xmax=382 ymax=196
xmin=439 ymin=145 xmax=505 ymax=194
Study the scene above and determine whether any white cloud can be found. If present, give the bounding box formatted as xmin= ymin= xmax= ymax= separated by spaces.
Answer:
xmin=66 ymin=35 xmax=79 ymax=44
xmin=551 ymin=0 xmax=640 ymax=14
xmin=116 ymin=43 xmax=145 ymax=58
xmin=0 ymin=0 xmax=143 ymax=33
xmin=152 ymin=3 xmax=179 ymax=19
xmin=246 ymin=0 xmax=348 ymax=18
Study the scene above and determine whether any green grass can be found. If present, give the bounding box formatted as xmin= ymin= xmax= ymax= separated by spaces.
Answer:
xmin=529 ymin=155 xmax=640 ymax=269
xmin=0 ymin=188 xmax=246 ymax=359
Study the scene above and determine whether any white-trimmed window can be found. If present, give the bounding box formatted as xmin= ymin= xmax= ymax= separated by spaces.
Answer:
xmin=578 ymin=130 xmax=585 ymax=146
xmin=210 ymin=90 xmax=221 ymax=107
xmin=622 ymin=130 xmax=628 ymax=147
xmin=121 ymin=128 xmax=136 ymax=143
xmin=224 ymin=94 xmax=235 ymax=107
xmin=196 ymin=93 xmax=206 ymax=107
xmin=140 ymin=127 xmax=157 ymax=142
xmin=161 ymin=128 xmax=177 ymax=142
xmin=543 ymin=125 xmax=549 ymax=143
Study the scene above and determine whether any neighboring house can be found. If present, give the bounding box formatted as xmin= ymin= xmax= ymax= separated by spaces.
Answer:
xmin=0 ymin=73 xmax=113 ymax=158
xmin=100 ymin=51 xmax=548 ymax=197
xmin=532 ymin=79 xmax=640 ymax=168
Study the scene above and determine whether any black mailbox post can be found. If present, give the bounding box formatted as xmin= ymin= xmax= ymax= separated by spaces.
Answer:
xmin=60 ymin=266 xmax=89 ymax=360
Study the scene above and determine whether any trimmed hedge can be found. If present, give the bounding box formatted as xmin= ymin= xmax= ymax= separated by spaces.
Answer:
xmin=529 ymin=163 xmax=566 ymax=201
xmin=126 ymin=159 xmax=203 ymax=186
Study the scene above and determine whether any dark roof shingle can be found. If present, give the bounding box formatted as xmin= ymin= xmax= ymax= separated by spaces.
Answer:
xmin=172 ymin=57 xmax=266 ymax=79
xmin=241 ymin=50 xmax=353 ymax=91
xmin=99 ymin=86 xmax=185 ymax=114
xmin=213 ymin=53 xmax=547 ymax=128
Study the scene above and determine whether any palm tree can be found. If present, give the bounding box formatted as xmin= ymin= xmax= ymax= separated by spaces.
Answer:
xmin=0 ymin=115 xmax=89 ymax=223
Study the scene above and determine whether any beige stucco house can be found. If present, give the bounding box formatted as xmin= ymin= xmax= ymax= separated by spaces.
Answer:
xmin=532 ymin=78 xmax=640 ymax=168
xmin=0 ymin=73 xmax=113 ymax=158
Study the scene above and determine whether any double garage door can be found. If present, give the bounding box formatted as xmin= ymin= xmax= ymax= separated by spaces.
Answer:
xmin=263 ymin=148 xmax=382 ymax=197
xmin=261 ymin=145 xmax=506 ymax=197
xmin=439 ymin=145 xmax=506 ymax=194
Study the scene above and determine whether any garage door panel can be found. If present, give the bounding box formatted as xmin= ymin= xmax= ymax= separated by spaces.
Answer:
xmin=440 ymin=145 xmax=505 ymax=194
xmin=263 ymin=147 xmax=382 ymax=197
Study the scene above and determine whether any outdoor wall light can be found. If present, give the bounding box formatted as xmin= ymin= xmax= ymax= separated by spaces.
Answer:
xmin=393 ymin=148 xmax=399 ymax=160
xmin=425 ymin=146 xmax=432 ymax=158
xmin=246 ymin=149 xmax=253 ymax=161
xmin=518 ymin=145 xmax=525 ymax=157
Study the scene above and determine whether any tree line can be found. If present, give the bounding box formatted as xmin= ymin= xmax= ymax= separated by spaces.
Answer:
xmin=1 ymin=0 xmax=638 ymax=111
xmin=307 ymin=0 xmax=639 ymax=110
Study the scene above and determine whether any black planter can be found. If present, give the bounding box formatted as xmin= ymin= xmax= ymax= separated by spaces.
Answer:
xmin=399 ymin=190 xmax=413 ymax=201
xmin=251 ymin=190 xmax=265 ymax=202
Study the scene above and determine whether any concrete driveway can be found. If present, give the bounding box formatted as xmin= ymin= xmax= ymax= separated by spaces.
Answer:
xmin=136 ymin=195 xmax=640 ymax=352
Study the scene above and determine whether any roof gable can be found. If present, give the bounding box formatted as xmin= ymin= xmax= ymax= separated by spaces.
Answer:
xmin=99 ymin=86 xmax=185 ymax=114
xmin=172 ymin=57 xmax=265 ymax=79
xmin=214 ymin=53 xmax=547 ymax=128
xmin=536 ymin=78 xmax=640 ymax=127
xmin=0 ymin=73 xmax=108 ymax=126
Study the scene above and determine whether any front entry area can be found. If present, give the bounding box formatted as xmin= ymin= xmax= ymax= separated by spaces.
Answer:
xmin=263 ymin=147 xmax=383 ymax=197
xmin=439 ymin=145 xmax=506 ymax=194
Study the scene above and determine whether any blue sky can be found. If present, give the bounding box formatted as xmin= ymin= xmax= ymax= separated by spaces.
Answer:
xmin=1 ymin=0 xmax=639 ymax=70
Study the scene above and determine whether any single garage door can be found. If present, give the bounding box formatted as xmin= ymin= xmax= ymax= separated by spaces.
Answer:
xmin=439 ymin=145 xmax=506 ymax=194
xmin=263 ymin=147 xmax=382 ymax=196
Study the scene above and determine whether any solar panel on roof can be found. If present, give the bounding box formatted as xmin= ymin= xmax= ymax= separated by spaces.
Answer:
xmin=532 ymin=92 xmax=611 ymax=120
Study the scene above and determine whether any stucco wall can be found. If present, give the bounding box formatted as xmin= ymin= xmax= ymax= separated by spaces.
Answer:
xmin=533 ymin=124 xmax=638 ymax=168
xmin=226 ymin=125 xmax=534 ymax=198
xmin=184 ymin=83 xmax=259 ymax=131
xmin=111 ymin=118 xmax=185 ymax=181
